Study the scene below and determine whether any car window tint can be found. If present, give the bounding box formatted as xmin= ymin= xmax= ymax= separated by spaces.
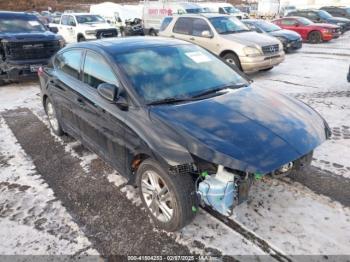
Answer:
xmin=192 ymin=18 xmax=211 ymax=37
xmin=68 ymin=16 xmax=76 ymax=26
xmin=281 ymin=19 xmax=296 ymax=26
xmin=173 ymin=17 xmax=192 ymax=35
xmin=83 ymin=51 xmax=117 ymax=89
xmin=61 ymin=15 xmax=68 ymax=25
xmin=55 ymin=50 xmax=82 ymax=79
xmin=160 ymin=17 xmax=173 ymax=31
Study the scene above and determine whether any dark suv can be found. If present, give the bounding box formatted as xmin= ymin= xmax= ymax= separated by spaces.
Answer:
xmin=0 ymin=12 xmax=64 ymax=85
xmin=287 ymin=9 xmax=350 ymax=32
xmin=321 ymin=6 xmax=350 ymax=19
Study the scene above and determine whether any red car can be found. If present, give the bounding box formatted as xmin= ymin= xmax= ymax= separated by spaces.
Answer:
xmin=272 ymin=17 xmax=341 ymax=43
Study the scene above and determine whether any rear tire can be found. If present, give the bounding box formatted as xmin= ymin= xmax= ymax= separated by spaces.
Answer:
xmin=308 ymin=31 xmax=322 ymax=44
xmin=137 ymin=159 xmax=197 ymax=232
xmin=45 ymin=98 xmax=64 ymax=136
xmin=222 ymin=52 xmax=242 ymax=71
xmin=78 ymin=35 xmax=86 ymax=42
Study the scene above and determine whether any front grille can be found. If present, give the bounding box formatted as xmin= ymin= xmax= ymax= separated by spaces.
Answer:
xmin=262 ymin=44 xmax=279 ymax=55
xmin=169 ymin=163 xmax=196 ymax=175
xmin=96 ymin=29 xmax=118 ymax=39
xmin=4 ymin=40 xmax=60 ymax=60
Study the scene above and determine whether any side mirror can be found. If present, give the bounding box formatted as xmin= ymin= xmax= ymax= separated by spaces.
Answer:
xmin=201 ymin=30 xmax=213 ymax=38
xmin=107 ymin=20 xmax=111 ymax=24
xmin=97 ymin=83 xmax=128 ymax=110
xmin=294 ymin=22 xmax=300 ymax=27
xmin=98 ymin=83 xmax=118 ymax=102
xmin=69 ymin=21 xmax=76 ymax=26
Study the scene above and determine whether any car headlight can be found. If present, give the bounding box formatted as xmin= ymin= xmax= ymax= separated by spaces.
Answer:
xmin=276 ymin=36 xmax=287 ymax=44
xmin=243 ymin=46 xmax=262 ymax=57
xmin=85 ymin=30 xmax=96 ymax=35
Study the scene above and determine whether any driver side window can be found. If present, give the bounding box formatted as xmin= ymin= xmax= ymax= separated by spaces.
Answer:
xmin=83 ymin=51 xmax=118 ymax=89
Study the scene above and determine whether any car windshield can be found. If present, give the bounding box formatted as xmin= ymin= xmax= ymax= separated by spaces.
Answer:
xmin=115 ymin=44 xmax=247 ymax=104
xmin=76 ymin=15 xmax=105 ymax=24
xmin=185 ymin=8 xmax=203 ymax=14
xmin=256 ymin=21 xmax=281 ymax=32
xmin=0 ymin=17 xmax=46 ymax=33
xmin=298 ymin=17 xmax=313 ymax=25
xmin=209 ymin=16 xmax=250 ymax=34
xmin=223 ymin=6 xmax=240 ymax=14
xmin=346 ymin=8 xmax=350 ymax=14
xmin=318 ymin=10 xmax=333 ymax=19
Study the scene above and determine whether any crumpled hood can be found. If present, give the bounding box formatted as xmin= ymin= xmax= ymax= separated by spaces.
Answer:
xmin=150 ymin=86 xmax=328 ymax=174
xmin=221 ymin=31 xmax=280 ymax=47
xmin=270 ymin=29 xmax=301 ymax=41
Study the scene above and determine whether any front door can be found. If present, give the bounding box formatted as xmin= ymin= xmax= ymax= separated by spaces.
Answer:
xmin=75 ymin=50 xmax=126 ymax=172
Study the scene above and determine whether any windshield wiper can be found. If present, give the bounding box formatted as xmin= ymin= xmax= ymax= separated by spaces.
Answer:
xmin=147 ymin=97 xmax=193 ymax=106
xmin=192 ymin=83 xmax=248 ymax=99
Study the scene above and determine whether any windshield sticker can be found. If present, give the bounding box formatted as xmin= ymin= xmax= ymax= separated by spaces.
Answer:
xmin=185 ymin=51 xmax=211 ymax=63
xmin=28 ymin=21 xmax=40 ymax=26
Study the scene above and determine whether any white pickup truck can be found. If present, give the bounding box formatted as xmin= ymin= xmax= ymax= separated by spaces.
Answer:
xmin=57 ymin=13 xmax=118 ymax=43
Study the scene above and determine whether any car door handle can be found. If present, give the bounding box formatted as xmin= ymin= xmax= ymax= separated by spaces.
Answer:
xmin=189 ymin=37 xmax=195 ymax=41
xmin=77 ymin=97 xmax=85 ymax=106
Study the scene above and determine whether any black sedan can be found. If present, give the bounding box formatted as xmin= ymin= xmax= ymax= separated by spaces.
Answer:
xmin=38 ymin=37 xmax=330 ymax=231
xmin=243 ymin=19 xmax=302 ymax=52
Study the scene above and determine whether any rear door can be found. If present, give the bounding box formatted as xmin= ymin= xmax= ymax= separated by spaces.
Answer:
xmin=75 ymin=50 xmax=126 ymax=171
xmin=50 ymin=49 xmax=84 ymax=138
xmin=172 ymin=17 xmax=193 ymax=42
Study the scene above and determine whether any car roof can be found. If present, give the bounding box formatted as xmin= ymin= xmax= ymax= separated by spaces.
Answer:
xmin=67 ymin=37 xmax=192 ymax=55
xmin=173 ymin=13 xmax=229 ymax=18
xmin=0 ymin=11 xmax=37 ymax=19
xmin=61 ymin=13 xmax=94 ymax=16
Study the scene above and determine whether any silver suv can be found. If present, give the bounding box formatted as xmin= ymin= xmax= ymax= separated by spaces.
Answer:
xmin=159 ymin=14 xmax=285 ymax=73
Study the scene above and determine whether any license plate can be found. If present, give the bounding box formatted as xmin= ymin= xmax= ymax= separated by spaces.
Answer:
xmin=30 ymin=65 xmax=42 ymax=72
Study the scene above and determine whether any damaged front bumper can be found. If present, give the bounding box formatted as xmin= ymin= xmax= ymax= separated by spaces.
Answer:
xmin=195 ymin=151 xmax=313 ymax=217
xmin=0 ymin=58 xmax=50 ymax=81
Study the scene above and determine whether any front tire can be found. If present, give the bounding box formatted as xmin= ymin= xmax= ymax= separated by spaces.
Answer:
xmin=223 ymin=52 xmax=242 ymax=71
xmin=149 ymin=29 xmax=157 ymax=36
xmin=308 ymin=31 xmax=322 ymax=44
xmin=45 ymin=98 xmax=64 ymax=136
xmin=137 ymin=159 xmax=197 ymax=232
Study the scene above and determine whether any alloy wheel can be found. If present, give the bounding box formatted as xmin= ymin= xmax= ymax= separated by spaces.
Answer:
xmin=141 ymin=170 xmax=174 ymax=223
xmin=46 ymin=101 xmax=59 ymax=132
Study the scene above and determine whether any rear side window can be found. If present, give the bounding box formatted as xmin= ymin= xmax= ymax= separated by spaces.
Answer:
xmin=192 ymin=18 xmax=211 ymax=37
xmin=83 ymin=51 xmax=118 ymax=89
xmin=173 ymin=17 xmax=193 ymax=35
xmin=281 ymin=19 xmax=296 ymax=26
xmin=160 ymin=17 xmax=173 ymax=31
xmin=55 ymin=50 xmax=82 ymax=79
